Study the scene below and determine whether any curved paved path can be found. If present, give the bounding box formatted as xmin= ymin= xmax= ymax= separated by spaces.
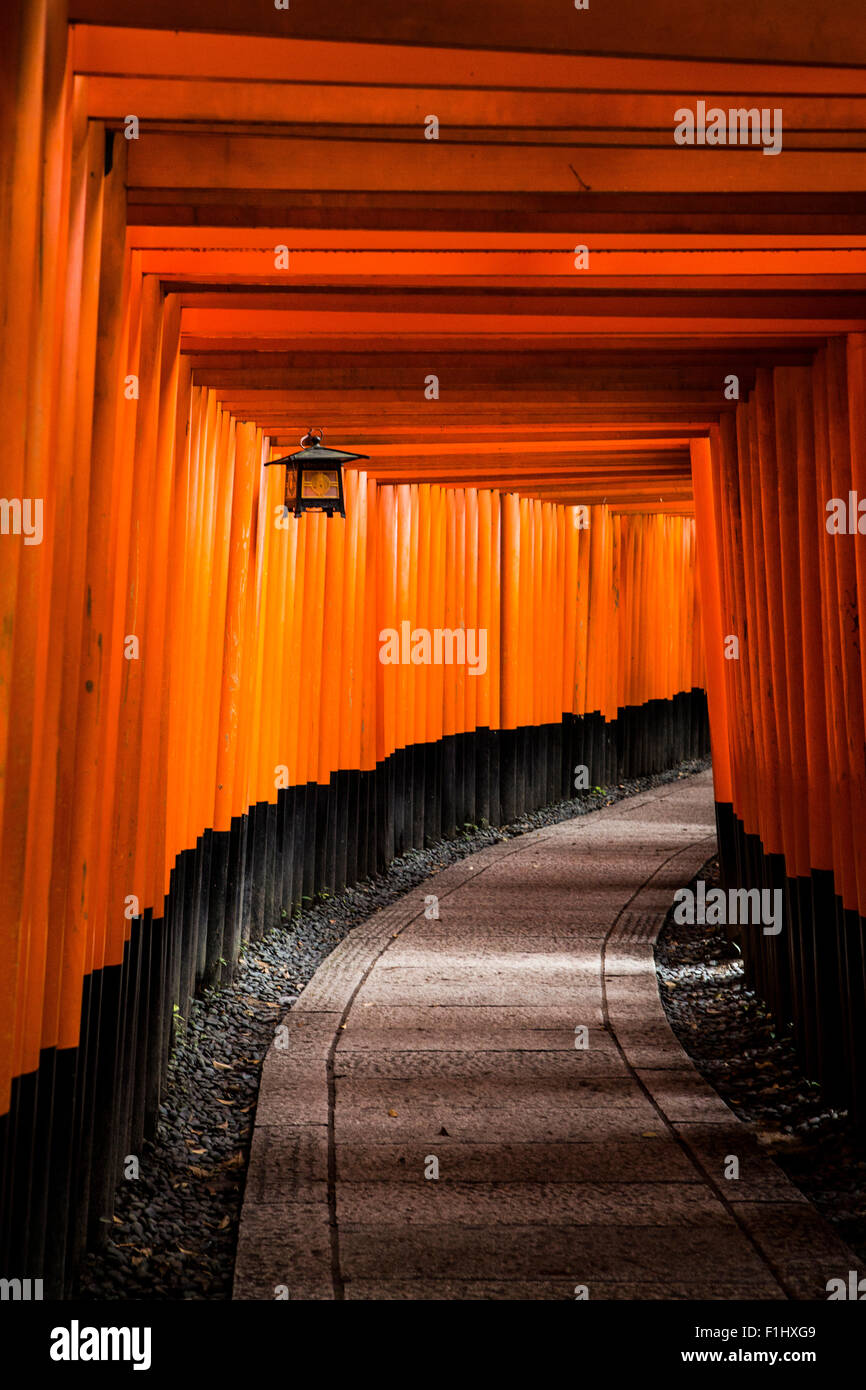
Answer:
xmin=235 ymin=771 xmax=863 ymax=1300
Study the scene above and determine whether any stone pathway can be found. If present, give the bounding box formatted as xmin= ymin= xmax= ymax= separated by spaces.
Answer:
xmin=234 ymin=771 xmax=863 ymax=1300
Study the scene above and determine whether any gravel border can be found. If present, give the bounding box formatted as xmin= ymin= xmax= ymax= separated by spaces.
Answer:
xmin=77 ymin=755 xmax=710 ymax=1300
xmin=655 ymin=857 xmax=866 ymax=1270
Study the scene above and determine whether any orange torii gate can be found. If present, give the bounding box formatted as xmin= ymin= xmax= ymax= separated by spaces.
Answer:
xmin=2 ymin=0 xmax=866 ymax=1296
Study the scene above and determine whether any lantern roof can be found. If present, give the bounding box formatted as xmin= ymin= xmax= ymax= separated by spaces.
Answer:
xmin=266 ymin=428 xmax=368 ymax=469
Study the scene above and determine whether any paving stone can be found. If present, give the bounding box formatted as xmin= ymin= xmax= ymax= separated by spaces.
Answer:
xmin=264 ymin=1011 xmax=340 ymax=1057
xmin=333 ymin=1049 xmax=629 ymax=1080
xmin=335 ymin=1026 xmax=613 ymax=1054
xmin=381 ymin=945 xmax=606 ymax=970
xmin=254 ymin=1078 xmax=330 ymax=1127
xmin=336 ymin=1075 xmax=651 ymax=1110
xmin=339 ymin=1003 xmax=606 ymax=1032
xmin=337 ymin=1181 xmax=728 ymax=1228
xmin=635 ymin=1068 xmax=737 ymax=1123
xmin=419 ymin=920 xmax=612 ymax=939
xmin=354 ymin=977 xmax=603 ymax=1007
xmin=338 ymin=1222 xmax=772 ymax=1282
xmin=342 ymin=1278 xmax=786 ymax=1300
xmin=733 ymin=1202 xmax=866 ymax=1278
xmin=336 ymin=1100 xmax=663 ymax=1144
xmin=244 ymin=1124 xmax=329 ymax=1203
xmin=671 ymin=1123 xmax=809 ymax=1202
xmin=334 ymin=1140 xmax=700 ymax=1183
xmin=363 ymin=962 xmax=602 ymax=988
xmin=233 ymin=1204 xmax=333 ymax=1299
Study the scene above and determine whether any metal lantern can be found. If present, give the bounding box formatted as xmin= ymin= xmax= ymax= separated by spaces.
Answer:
xmin=265 ymin=427 xmax=368 ymax=519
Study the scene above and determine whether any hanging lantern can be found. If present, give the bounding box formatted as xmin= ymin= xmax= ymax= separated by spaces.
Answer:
xmin=265 ymin=428 xmax=368 ymax=519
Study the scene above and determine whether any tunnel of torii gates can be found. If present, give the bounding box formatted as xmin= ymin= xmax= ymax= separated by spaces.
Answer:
xmin=1 ymin=0 xmax=866 ymax=1293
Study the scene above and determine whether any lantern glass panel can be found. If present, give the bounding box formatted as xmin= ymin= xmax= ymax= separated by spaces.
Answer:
xmin=285 ymin=468 xmax=297 ymax=500
xmin=301 ymin=468 xmax=340 ymax=501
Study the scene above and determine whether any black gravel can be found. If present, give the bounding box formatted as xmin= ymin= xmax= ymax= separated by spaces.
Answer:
xmin=76 ymin=756 xmax=709 ymax=1301
xmin=656 ymin=857 xmax=866 ymax=1266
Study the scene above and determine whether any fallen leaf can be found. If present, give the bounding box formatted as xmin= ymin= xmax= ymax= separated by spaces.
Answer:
xmin=388 ymin=1109 xmax=398 ymax=1118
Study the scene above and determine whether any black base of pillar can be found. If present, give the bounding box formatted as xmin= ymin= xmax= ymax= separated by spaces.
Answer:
xmin=716 ymin=805 xmax=866 ymax=1136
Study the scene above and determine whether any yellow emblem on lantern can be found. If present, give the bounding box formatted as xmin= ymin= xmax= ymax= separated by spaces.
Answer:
xmin=305 ymin=470 xmax=333 ymax=497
